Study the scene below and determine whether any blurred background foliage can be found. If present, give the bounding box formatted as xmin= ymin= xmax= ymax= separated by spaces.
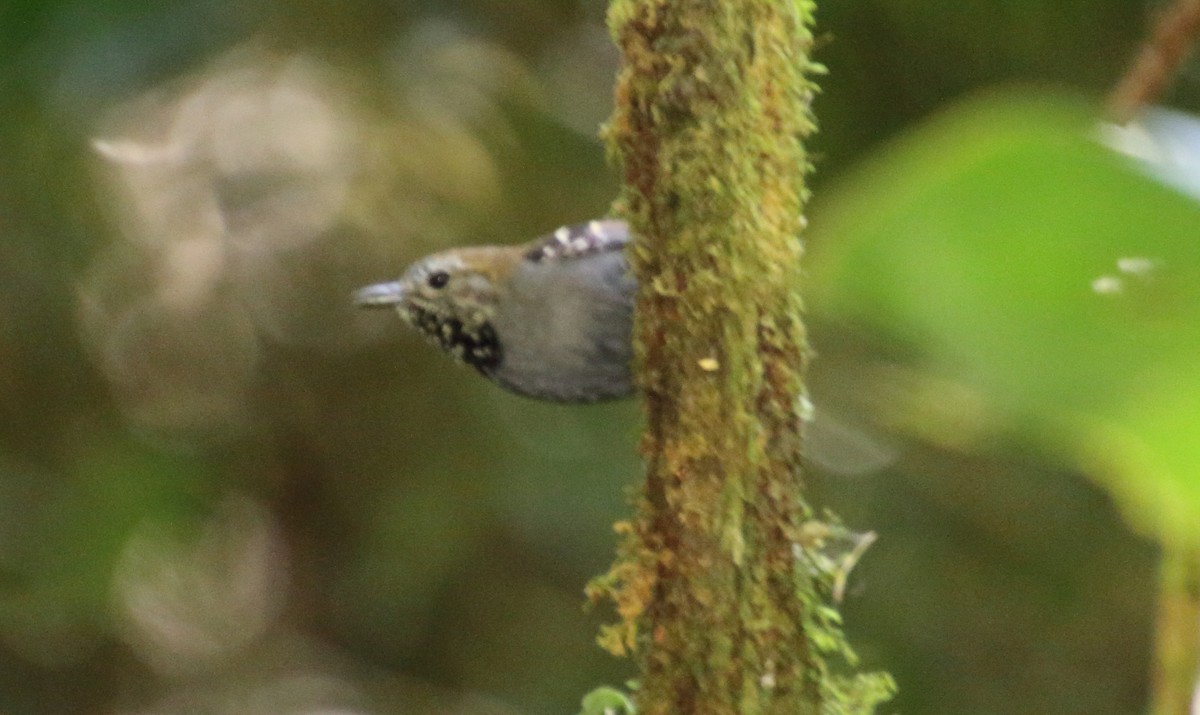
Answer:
xmin=0 ymin=0 xmax=1189 ymax=713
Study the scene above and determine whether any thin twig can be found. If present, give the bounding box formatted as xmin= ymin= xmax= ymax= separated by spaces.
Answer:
xmin=1108 ymin=0 xmax=1200 ymax=123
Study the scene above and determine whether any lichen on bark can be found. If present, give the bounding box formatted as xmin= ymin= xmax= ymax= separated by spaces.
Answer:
xmin=587 ymin=1 xmax=894 ymax=714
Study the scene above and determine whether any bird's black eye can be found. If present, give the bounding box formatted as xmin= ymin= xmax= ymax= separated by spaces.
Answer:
xmin=427 ymin=271 xmax=450 ymax=289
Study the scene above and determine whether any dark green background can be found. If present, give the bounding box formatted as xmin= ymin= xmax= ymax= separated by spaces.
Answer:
xmin=0 ymin=2 xmax=1168 ymax=714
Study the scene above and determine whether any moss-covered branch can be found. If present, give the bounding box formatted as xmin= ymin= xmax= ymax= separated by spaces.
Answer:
xmin=588 ymin=1 xmax=893 ymax=714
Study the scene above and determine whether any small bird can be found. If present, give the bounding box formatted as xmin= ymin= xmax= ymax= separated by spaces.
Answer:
xmin=356 ymin=219 xmax=636 ymax=402
xmin=356 ymin=224 xmax=899 ymax=474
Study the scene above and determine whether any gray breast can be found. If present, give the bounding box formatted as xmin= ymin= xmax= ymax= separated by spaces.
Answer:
xmin=491 ymin=250 xmax=635 ymax=402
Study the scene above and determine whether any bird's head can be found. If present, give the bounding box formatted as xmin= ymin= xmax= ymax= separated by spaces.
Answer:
xmin=356 ymin=246 xmax=520 ymax=372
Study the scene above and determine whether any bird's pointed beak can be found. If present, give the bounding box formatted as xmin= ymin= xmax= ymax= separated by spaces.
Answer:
xmin=354 ymin=280 xmax=406 ymax=308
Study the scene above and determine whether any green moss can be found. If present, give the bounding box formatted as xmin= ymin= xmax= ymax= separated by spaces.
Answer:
xmin=591 ymin=1 xmax=894 ymax=713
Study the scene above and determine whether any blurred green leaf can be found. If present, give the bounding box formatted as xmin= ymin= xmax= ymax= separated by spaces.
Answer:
xmin=809 ymin=90 xmax=1200 ymax=545
xmin=579 ymin=685 xmax=636 ymax=715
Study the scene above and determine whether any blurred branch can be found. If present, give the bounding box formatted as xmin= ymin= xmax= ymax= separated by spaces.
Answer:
xmin=1108 ymin=0 xmax=1200 ymax=123
xmin=1108 ymin=5 xmax=1200 ymax=714
xmin=1150 ymin=547 xmax=1200 ymax=715
xmin=590 ymin=1 xmax=893 ymax=713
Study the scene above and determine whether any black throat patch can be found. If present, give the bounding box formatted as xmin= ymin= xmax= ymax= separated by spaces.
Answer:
xmin=408 ymin=306 xmax=502 ymax=374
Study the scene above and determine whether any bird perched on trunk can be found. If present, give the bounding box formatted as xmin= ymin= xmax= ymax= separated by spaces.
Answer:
xmin=355 ymin=219 xmax=636 ymax=403
xmin=357 ymin=221 xmax=897 ymax=473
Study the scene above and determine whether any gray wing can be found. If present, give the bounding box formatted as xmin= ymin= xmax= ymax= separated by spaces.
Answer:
xmin=496 ymin=226 xmax=636 ymax=402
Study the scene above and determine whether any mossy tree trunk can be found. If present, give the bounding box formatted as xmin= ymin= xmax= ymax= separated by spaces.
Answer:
xmin=590 ymin=1 xmax=893 ymax=714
